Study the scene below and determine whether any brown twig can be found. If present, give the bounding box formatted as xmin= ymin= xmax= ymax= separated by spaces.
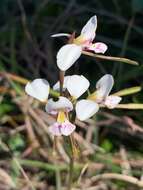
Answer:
xmin=90 ymin=173 xmax=143 ymax=187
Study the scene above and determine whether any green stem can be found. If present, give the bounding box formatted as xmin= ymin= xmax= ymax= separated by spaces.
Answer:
xmin=19 ymin=159 xmax=82 ymax=171
xmin=19 ymin=159 xmax=67 ymax=171
xmin=68 ymin=157 xmax=74 ymax=190
xmin=50 ymin=89 xmax=60 ymax=98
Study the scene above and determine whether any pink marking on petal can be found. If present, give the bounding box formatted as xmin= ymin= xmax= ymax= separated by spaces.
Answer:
xmin=60 ymin=121 xmax=76 ymax=136
xmin=49 ymin=122 xmax=62 ymax=136
xmin=104 ymin=95 xmax=122 ymax=109
xmin=87 ymin=42 xmax=108 ymax=54
xmin=49 ymin=110 xmax=58 ymax=115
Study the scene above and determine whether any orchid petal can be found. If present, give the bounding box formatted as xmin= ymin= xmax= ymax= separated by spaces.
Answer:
xmin=88 ymin=42 xmax=108 ymax=54
xmin=53 ymin=76 xmax=71 ymax=91
xmin=81 ymin=15 xmax=97 ymax=42
xmin=96 ymin=74 xmax=114 ymax=101
xmin=104 ymin=95 xmax=122 ymax=109
xmin=61 ymin=121 xmax=76 ymax=136
xmin=49 ymin=123 xmax=62 ymax=136
xmin=76 ymin=99 xmax=99 ymax=121
xmin=25 ymin=79 xmax=49 ymax=101
xmin=51 ymin=33 xmax=71 ymax=38
xmin=66 ymin=75 xmax=90 ymax=99
xmin=45 ymin=96 xmax=73 ymax=114
xmin=57 ymin=44 xmax=82 ymax=71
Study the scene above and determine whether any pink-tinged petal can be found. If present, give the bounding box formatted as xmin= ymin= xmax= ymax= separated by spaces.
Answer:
xmin=81 ymin=15 xmax=97 ymax=42
xmin=88 ymin=42 xmax=108 ymax=54
xmin=45 ymin=96 xmax=73 ymax=115
xmin=104 ymin=95 xmax=122 ymax=109
xmin=49 ymin=123 xmax=62 ymax=136
xmin=96 ymin=74 xmax=114 ymax=102
xmin=57 ymin=44 xmax=82 ymax=71
xmin=60 ymin=121 xmax=76 ymax=136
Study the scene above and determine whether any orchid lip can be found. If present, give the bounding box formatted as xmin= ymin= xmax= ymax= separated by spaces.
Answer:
xmin=45 ymin=96 xmax=73 ymax=115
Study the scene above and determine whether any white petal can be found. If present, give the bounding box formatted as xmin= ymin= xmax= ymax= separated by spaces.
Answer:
xmin=51 ymin=33 xmax=71 ymax=38
xmin=49 ymin=123 xmax=62 ymax=136
xmin=61 ymin=121 xmax=76 ymax=136
xmin=57 ymin=44 xmax=82 ymax=71
xmin=81 ymin=15 xmax=97 ymax=41
xmin=96 ymin=74 xmax=114 ymax=101
xmin=87 ymin=42 xmax=108 ymax=54
xmin=104 ymin=95 xmax=122 ymax=109
xmin=75 ymin=99 xmax=99 ymax=121
xmin=45 ymin=96 xmax=73 ymax=114
xmin=25 ymin=79 xmax=49 ymax=101
xmin=53 ymin=76 xmax=71 ymax=91
xmin=66 ymin=75 xmax=90 ymax=99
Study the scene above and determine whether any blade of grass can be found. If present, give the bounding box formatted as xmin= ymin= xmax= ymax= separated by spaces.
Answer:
xmin=112 ymin=86 xmax=141 ymax=96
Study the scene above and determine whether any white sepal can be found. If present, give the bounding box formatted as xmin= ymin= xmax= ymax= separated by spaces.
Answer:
xmin=66 ymin=75 xmax=90 ymax=99
xmin=51 ymin=33 xmax=71 ymax=38
xmin=75 ymin=99 xmax=99 ymax=121
xmin=25 ymin=78 xmax=50 ymax=101
xmin=96 ymin=74 xmax=114 ymax=101
xmin=104 ymin=95 xmax=122 ymax=109
xmin=57 ymin=44 xmax=82 ymax=71
xmin=45 ymin=96 xmax=73 ymax=114
xmin=81 ymin=15 xmax=97 ymax=41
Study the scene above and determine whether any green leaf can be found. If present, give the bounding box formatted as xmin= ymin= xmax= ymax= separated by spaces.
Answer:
xmin=112 ymin=86 xmax=141 ymax=97
xmin=116 ymin=103 xmax=143 ymax=109
xmin=0 ymin=103 xmax=14 ymax=116
xmin=101 ymin=139 xmax=113 ymax=152
xmin=132 ymin=0 xmax=143 ymax=13
xmin=8 ymin=134 xmax=25 ymax=152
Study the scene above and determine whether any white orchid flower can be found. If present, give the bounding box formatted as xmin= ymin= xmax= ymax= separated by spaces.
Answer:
xmin=94 ymin=74 xmax=122 ymax=109
xmin=53 ymin=75 xmax=99 ymax=121
xmin=52 ymin=15 xmax=108 ymax=71
xmin=25 ymin=78 xmax=50 ymax=101
xmin=46 ymin=96 xmax=76 ymax=136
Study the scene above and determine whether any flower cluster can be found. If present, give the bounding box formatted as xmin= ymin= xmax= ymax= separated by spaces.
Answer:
xmin=25 ymin=15 xmax=122 ymax=137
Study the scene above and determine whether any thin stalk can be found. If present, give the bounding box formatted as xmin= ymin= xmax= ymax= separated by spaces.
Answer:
xmin=59 ymin=70 xmax=65 ymax=95
xmin=68 ymin=156 xmax=74 ymax=190
xmin=56 ymin=169 xmax=61 ymax=190
xmin=67 ymin=135 xmax=76 ymax=190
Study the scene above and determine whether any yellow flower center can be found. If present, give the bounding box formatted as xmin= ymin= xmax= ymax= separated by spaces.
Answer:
xmin=87 ymin=91 xmax=97 ymax=101
xmin=57 ymin=111 xmax=66 ymax=123
xmin=73 ymin=35 xmax=86 ymax=45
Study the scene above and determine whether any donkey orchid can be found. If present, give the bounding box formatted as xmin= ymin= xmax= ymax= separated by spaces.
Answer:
xmin=25 ymin=79 xmax=76 ymax=136
xmin=89 ymin=74 xmax=122 ymax=109
xmin=53 ymin=75 xmax=99 ymax=121
xmin=52 ymin=15 xmax=108 ymax=71
xmin=45 ymin=96 xmax=76 ymax=136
